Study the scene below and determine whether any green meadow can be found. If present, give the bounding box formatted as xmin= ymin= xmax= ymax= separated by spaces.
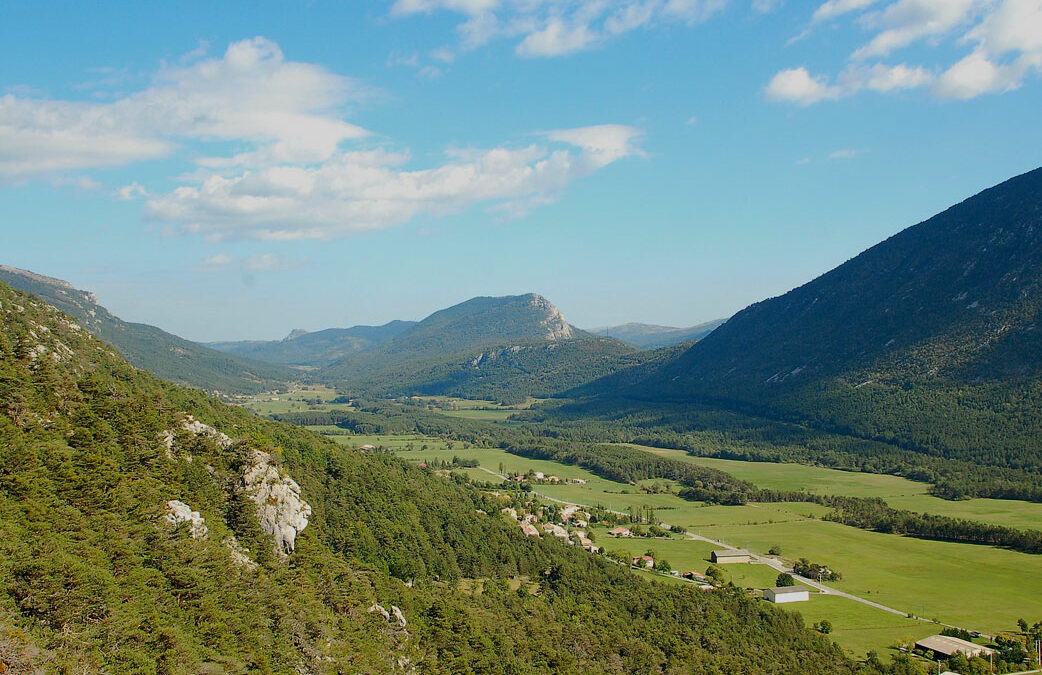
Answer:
xmin=266 ymin=425 xmax=1040 ymax=658
xmin=638 ymin=445 xmax=1042 ymax=530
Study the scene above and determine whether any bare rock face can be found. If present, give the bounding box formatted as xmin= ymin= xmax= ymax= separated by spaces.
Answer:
xmin=223 ymin=535 xmax=258 ymax=570
xmin=528 ymin=294 xmax=574 ymax=340
xmin=241 ymin=449 xmax=311 ymax=557
xmin=163 ymin=500 xmax=209 ymax=539
xmin=181 ymin=415 xmax=233 ymax=448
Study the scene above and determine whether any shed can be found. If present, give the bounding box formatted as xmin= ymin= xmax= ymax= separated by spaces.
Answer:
xmin=711 ymin=549 xmax=751 ymax=563
xmin=915 ymin=635 xmax=994 ymax=659
xmin=763 ymin=586 xmax=809 ymax=603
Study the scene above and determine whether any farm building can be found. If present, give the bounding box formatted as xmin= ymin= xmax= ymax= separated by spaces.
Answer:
xmin=711 ymin=549 xmax=752 ymax=563
xmin=632 ymin=555 xmax=654 ymax=568
xmin=608 ymin=526 xmax=632 ymax=537
xmin=763 ymin=587 xmax=809 ymax=604
xmin=915 ymin=635 xmax=995 ymax=660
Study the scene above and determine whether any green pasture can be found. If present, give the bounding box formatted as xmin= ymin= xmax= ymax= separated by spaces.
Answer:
xmin=637 ymin=445 xmax=1042 ymax=530
xmin=702 ymin=518 xmax=1042 ymax=634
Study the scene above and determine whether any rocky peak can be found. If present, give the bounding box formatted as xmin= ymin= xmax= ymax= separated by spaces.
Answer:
xmin=525 ymin=294 xmax=574 ymax=341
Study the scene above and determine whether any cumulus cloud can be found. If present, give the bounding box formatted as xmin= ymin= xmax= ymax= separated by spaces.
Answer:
xmin=144 ymin=126 xmax=643 ymax=241
xmin=390 ymin=0 xmax=728 ymax=58
xmin=0 ymin=37 xmax=367 ymax=181
xmin=770 ymin=0 xmax=1042 ymax=104
xmin=766 ymin=62 xmax=934 ymax=104
xmin=765 ymin=67 xmax=843 ymax=104
xmin=3 ymin=37 xmax=640 ymax=240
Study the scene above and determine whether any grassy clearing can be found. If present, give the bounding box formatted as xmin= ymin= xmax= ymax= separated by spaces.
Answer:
xmin=636 ymin=445 xmax=1042 ymax=530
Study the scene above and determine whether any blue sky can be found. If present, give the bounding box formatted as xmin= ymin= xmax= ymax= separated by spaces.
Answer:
xmin=2 ymin=0 xmax=1041 ymax=341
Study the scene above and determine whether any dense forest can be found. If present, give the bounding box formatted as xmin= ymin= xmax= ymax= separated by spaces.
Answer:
xmin=1 ymin=280 xmax=900 ymax=673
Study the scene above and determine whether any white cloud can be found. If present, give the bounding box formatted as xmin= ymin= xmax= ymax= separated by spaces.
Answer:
xmin=765 ymin=67 xmax=843 ymax=104
xmin=828 ymin=148 xmax=861 ymax=158
xmin=144 ymin=125 xmax=643 ymax=241
xmin=773 ymin=0 xmax=1042 ymax=104
xmin=934 ymin=49 xmax=1023 ymax=97
xmin=852 ymin=0 xmax=980 ymax=60
xmin=766 ymin=62 xmax=934 ymax=103
xmin=203 ymin=253 xmax=232 ymax=265
xmin=116 ymin=181 xmax=149 ymax=200
xmin=391 ymin=0 xmax=728 ymax=58
xmin=812 ymin=0 xmax=881 ymax=22
xmin=0 ymin=37 xmax=368 ymax=181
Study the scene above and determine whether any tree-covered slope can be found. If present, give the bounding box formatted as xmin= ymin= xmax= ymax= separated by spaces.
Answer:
xmin=0 ymin=265 xmax=295 ymax=394
xmin=208 ymin=320 xmax=417 ymax=367
xmin=320 ymin=294 xmax=651 ymax=402
xmin=0 ymin=280 xmax=867 ymax=673
xmin=611 ymin=166 xmax=1042 ymax=481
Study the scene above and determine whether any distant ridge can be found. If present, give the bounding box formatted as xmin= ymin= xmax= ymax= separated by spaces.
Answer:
xmin=317 ymin=293 xmax=648 ymax=402
xmin=0 ymin=265 xmax=295 ymax=394
xmin=588 ymin=319 xmax=725 ymax=350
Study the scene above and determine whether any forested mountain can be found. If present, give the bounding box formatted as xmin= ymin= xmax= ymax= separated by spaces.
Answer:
xmin=589 ymin=319 xmax=726 ymax=349
xmin=0 ymin=279 xmax=864 ymax=673
xmin=208 ymin=320 xmax=417 ymax=367
xmin=318 ymin=294 xmax=650 ymax=402
xmin=598 ymin=166 xmax=1042 ymax=487
xmin=0 ymin=266 xmax=294 ymax=394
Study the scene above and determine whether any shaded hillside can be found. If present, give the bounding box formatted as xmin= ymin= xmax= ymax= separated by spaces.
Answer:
xmin=321 ymin=294 xmax=650 ymax=402
xmin=589 ymin=319 xmax=725 ymax=349
xmin=612 ymin=166 xmax=1042 ymax=482
xmin=208 ymin=320 xmax=416 ymax=367
xmin=0 ymin=280 xmax=859 ymax=673
xmin=0 ymin=265 xmax=294 ymax=394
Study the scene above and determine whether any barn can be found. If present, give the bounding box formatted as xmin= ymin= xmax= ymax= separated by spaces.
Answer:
xmin=710 ymin=549 xmax=751 ymax=564
xmin=763 ymin=587 xmax=809 ymax=604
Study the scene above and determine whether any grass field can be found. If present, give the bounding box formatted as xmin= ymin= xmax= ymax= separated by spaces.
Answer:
xmin=253 ymin=418 xmax=1041 ymax=659
xmin=638 ymin=445 xmax=1042 ymax=530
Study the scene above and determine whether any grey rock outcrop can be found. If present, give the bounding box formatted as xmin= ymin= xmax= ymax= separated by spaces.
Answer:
xmin=163 ymin=500 xmax=209 ymax=539
xmin=241 ymin=449 xmax=311 ymax=557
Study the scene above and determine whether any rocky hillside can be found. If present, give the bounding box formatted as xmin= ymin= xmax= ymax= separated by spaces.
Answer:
xmin=318 ymin=294 xmax=648 ymax=402
xmin=0 ymin=279 xmax=859 ymax=673
xmin=0 ymin=265 xmax=295 ymax=394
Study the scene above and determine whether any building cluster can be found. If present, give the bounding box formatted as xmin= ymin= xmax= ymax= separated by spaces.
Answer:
xmin=501 ymin=503 xmax=599 ymax=553
xmin=507 ymin=472 xmax=586 ymax=485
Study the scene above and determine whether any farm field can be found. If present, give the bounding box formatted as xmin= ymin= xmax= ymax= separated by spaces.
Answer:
xmin=255 ymin=422 xmax=1040 ymax=658
xmin=701 ymin=518 xmax=1042 ymax=633
xmin=638 ymin=445 xmax=1042 ymax=530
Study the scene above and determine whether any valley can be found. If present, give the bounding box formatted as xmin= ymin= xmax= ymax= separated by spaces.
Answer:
xmin=240 ymin=387 xmax=1042 ymax=664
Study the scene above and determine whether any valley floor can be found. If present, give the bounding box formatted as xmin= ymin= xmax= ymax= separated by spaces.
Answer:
xmin=242 ymin=390 xmax=1042 ymax=665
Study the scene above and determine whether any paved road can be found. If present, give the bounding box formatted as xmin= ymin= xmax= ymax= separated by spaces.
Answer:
xmin=683 ymin=532 xmax=914 ymax=618
xmin=476 ymin=465 xmax=991 ymax=636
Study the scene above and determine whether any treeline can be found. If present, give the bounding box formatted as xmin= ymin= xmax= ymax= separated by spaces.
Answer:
xmin=501 ymin=440 xmax=755 ymax=505
xmin=822 ymin=496 xmax=1042 ymax=555
xmin=523 ymin=399 xmax=1042 ymax=503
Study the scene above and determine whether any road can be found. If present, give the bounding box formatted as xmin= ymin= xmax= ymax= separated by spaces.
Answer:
xmin=475 ymin=465 xmax=990 ymax=636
